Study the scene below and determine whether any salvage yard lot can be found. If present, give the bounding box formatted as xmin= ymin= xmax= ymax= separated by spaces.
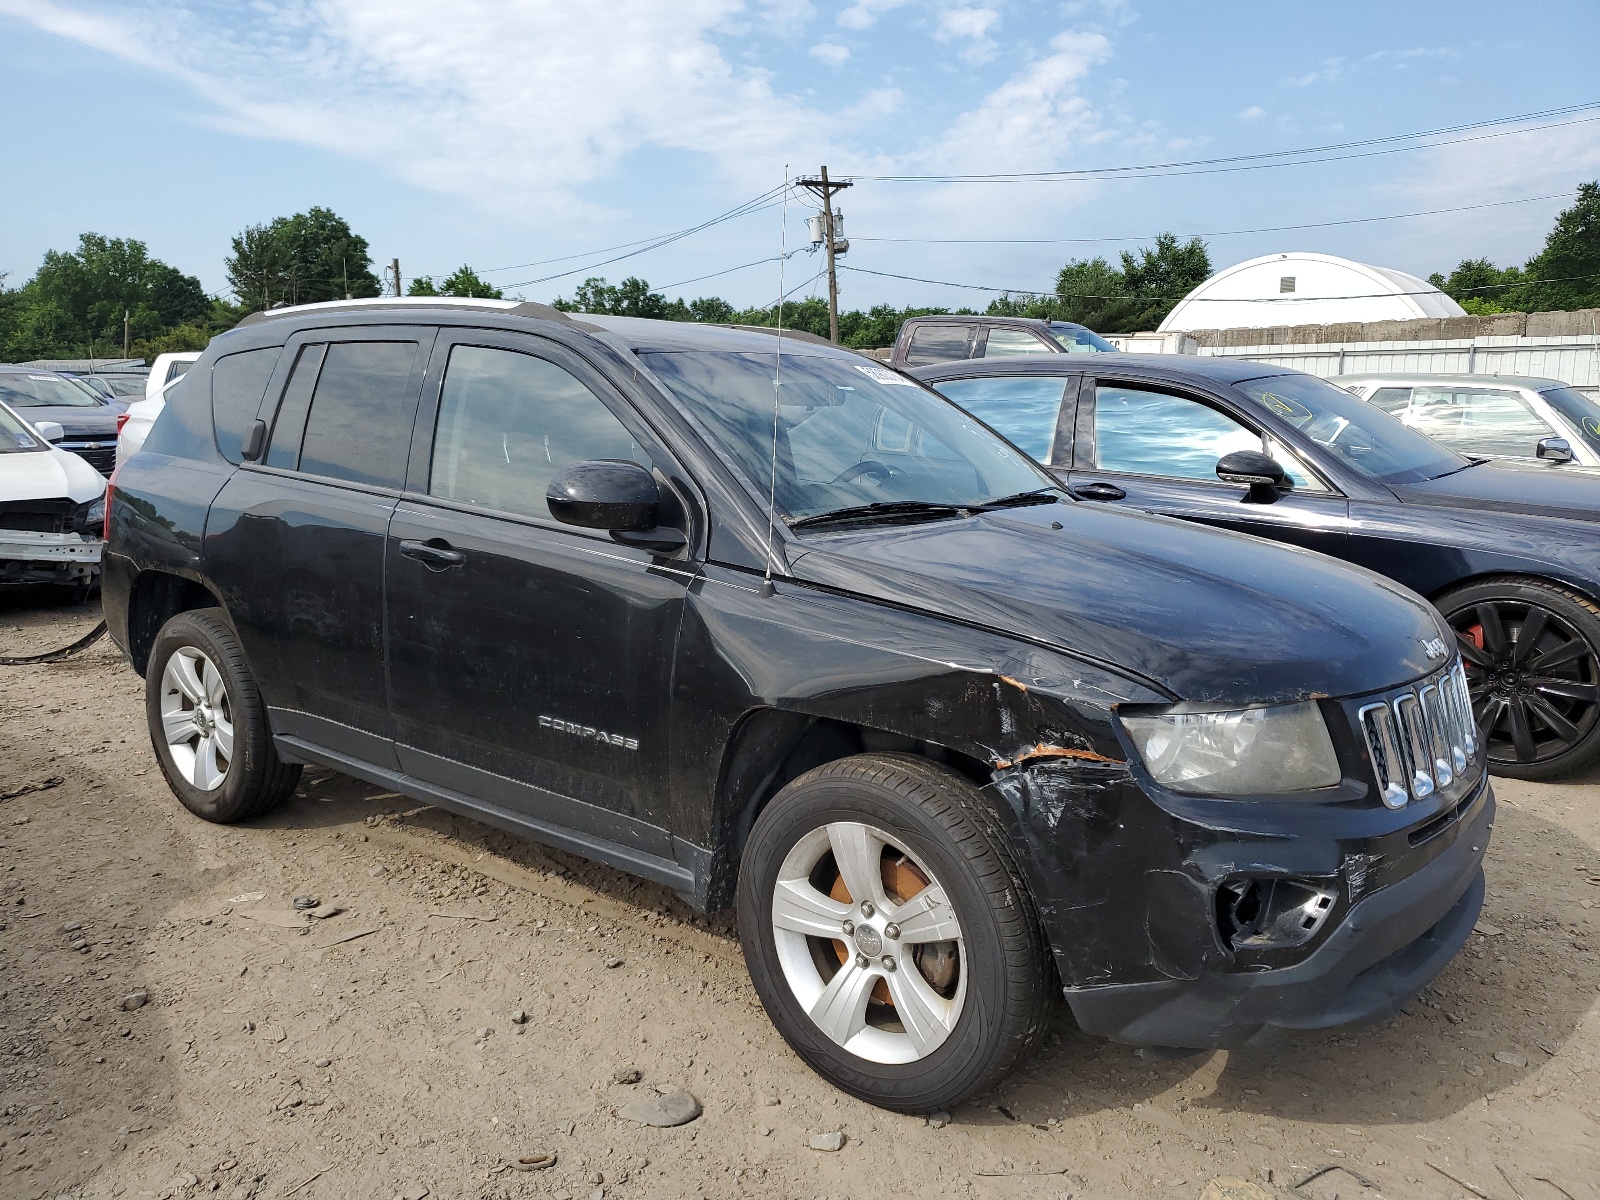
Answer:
xmin=2 ymin=592 xmax=1598 ymax=1200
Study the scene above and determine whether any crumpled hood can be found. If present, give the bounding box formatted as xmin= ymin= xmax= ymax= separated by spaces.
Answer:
xmin=788 ymin=502 xmax=1447 ymax=706
xmin=0 ymin=449 xmax=106 ymax=505
xmin=1396 ymin=458 xmax=1600 ymax=522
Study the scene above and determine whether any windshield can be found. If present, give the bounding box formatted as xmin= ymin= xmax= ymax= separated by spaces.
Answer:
xmin=1236 ymin=373 xmax=1465 ymax=484
xmin=641 ymin=350 xmax=1056 ymax=523
xmin=1048 ymin=323 xmax=1117 ymax=353
xmin=1540 ymin=386 xmax=1600 ymax=455
xmin=0 ymin=403 xmax=46 ymax=454
xmin=0 ymin=372 xmax=104 ymax=409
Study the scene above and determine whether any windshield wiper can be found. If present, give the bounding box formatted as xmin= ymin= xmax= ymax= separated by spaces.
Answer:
xmin=971 ymin=488 xmax=1061 ymax=510
xmin=787 ymin=500 xmax=965 ymax=531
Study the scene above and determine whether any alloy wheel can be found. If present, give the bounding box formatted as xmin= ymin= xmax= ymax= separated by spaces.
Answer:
xmin=159 ymin=645 xmax=234 ymax=792
xmin=1449 ymin=598 xmax=1600 ymax=768
xmin=770 ymin=820 xmax=966 ymax=1065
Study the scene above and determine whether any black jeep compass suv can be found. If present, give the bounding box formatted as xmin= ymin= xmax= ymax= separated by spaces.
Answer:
xmin=103 ymin=298 xmax=1492 ymax=1112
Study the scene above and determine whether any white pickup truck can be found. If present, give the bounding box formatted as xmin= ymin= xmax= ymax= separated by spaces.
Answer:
xmin=115 ymin=350 xmax=201 ymax=465
xmin=0 ymin=400 xmax=106 ymax=596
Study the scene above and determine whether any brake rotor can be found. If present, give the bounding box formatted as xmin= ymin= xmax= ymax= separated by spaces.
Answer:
xmin=829 ymin=852 xmax=934 ymax=1007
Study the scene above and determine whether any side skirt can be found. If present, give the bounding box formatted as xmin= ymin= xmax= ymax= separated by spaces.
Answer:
xmin=274 ymin=734 xmax=704 ymax=903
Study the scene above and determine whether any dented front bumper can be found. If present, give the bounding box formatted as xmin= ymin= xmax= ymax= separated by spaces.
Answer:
xmin=0 ymin=531 xmax=102 ymax=585
xmin=1065 ymin=780 xmax=1489 ymax=1048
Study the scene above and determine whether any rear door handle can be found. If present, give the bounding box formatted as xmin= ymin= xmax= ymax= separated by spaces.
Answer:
xmin=398 ymin=539 xmax=466 ymax=569
xmin=1069 ymin=481 xmax=1127 ymax=502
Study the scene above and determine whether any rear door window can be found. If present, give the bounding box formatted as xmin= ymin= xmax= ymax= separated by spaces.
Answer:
xmin=904 ymin=325 xmax=972 ymax=367
xmin=211 ymin=347 xmax=283 ymax=464
xmin=298 ymin=343 xmax=421 ymax=487
xmin=932 ymin=376 xmax=1066 ymax=461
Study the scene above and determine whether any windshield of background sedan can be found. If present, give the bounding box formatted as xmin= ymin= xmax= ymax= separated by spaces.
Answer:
xmin=1541 ymin=386 xmax=1600 ymax=455
xmin=0 ymin=372 xmax=104 ymax=408
xmin=0 ymin=404 xmax=46 ymax=453
xmin=642 ymin=350 xmax=1057 ymax=523
xmin=1237 ymin=373 xmax=1465 ymax=485
xmin=1048 ymin=323 xmax=1117 ymax=353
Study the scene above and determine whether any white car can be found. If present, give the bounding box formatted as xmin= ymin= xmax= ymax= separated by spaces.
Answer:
xmin=0 ymin=400 xmax=106 ymax=595
xmin=1337 ymin=372 xmax=1600 ymax=467
xmin=116 ymin=350 xmax=202 ymax=465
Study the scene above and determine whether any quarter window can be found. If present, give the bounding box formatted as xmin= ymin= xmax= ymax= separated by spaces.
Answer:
xmin=296 ymin=342 xmax=420 ymax=487
xmin=1092 ymin=385 xmax=1260 ymax=481
xmin=211 ymin=347 xmax=282 ymax=464
xmin=429 ymin=345 xmax=648 ymax=522
xmin=933 ymin=376 xmax=1066 ymax=461
xmin=981 ymin=328 xmax=1051 ymax=358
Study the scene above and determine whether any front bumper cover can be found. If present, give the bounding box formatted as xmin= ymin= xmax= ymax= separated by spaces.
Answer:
xmin=1062 ymin=780 xmax=1492 ymax=1048
xmin=0 ymin=531 xmax=102 ymax=584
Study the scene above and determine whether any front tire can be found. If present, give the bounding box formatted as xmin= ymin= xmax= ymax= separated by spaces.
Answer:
xmin=1439 ymin=578 xmax=1600 ymax=780
xmin=145 ymin=607 xmax=300 ymax=822
xmin=736 ymin=753 xmax=1052 ymax=1112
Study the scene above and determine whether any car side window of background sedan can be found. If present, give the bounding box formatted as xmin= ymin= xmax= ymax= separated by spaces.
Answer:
xmin=933 ymin=376 xmax=1066 ymax=461
xmin=904 ymin=324 xmax=973 ymax=366
xmin=428 ymin=344 xmax=649 ymax=521
xmin=1404 ymin=386 xmax=1557 ymax=459
xmin=981 ymin=328 xmax=1051 ymax=357
xmin=1092 ymin=384 xmax=1262 ymax=482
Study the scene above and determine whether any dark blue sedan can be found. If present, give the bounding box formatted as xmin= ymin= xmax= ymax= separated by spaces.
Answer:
xmin=913 ymin=353 xmax=1600 ymax=781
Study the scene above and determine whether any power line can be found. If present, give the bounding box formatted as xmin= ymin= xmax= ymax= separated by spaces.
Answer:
xmin=851 ymin=191 xmax=1578 ymax=245
xmin=839 ymin=264 xmax=1600 ymax=304
xmin=659 ymin=248 xmax=806 ymax=291
xmin=854 ymin=102 xmax=1600 ymax=183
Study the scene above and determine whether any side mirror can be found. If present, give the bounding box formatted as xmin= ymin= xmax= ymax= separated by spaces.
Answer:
xmin=32 ymin=421 xmax=64 ymax=444
xmin=1536 ymin=436 xmax=1573 ymax=464
xmin=1216 ymin=450 xmax=1290 ymax=504
xmin=546 ymin=459 xmax=688 ymax=554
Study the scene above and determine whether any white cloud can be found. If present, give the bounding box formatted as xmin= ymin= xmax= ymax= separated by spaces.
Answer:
xmin=1238 ymin=105 xmax=1266 ymax=121
xmin=809 ymin=40 xmax=851 ymax=64
xmin=837 ymin=0 xmax=912 ymax=30
xmin=933 ymin=5 xmax=999 ymax=63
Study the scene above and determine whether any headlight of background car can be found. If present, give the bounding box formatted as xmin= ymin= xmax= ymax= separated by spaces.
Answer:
xmin=1119 ymin=701 xmax=1340 ymax=795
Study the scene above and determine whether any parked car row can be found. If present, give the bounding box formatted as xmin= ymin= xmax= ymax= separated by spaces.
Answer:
xmin=106 ymin=297 xmax=1497 ymax=1113
xmin=0 ymin=396 xmax=105 ymax=594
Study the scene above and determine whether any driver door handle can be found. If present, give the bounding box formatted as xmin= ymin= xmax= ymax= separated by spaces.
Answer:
xmin=1069 ymin=481 xmax=1126 ymax=502
xmin=399 ymin=539 xmax=466 ymax=569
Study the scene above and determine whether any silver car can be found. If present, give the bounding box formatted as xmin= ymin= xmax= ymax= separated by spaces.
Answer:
xmin=1336 ymin=373 xmax=1600 ymax=467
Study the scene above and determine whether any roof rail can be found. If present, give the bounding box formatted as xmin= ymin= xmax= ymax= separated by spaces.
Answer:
xmin=236 ymin=297 xmax=580 ymax=328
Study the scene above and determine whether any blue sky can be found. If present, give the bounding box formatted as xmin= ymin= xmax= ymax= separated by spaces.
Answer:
xmin=3 ymin=0 xmax=1599 ymax=312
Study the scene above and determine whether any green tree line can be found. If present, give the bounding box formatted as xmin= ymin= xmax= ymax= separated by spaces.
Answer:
xmin=5 ymin=184 xmax=1600 ymax=363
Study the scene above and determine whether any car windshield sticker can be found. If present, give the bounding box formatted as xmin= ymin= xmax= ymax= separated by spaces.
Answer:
xmin=854 ymin=363 xmax=915 ymax=387
xmin=1256 ymin=391 xmax=1315 ymax=423
xmin=1585 ymin=416 xmax=1600 ymax=438
xmin=11 ymin=433 xmax=37 ymax=448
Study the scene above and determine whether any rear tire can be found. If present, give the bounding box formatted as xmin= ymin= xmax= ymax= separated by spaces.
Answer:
xmin=736 ymin=753 xmax=1053 ymax=1112
xmin=1438 ymin=577 xmax=1600 ymax=780
xmin=145 ymin=607 xmax=300 ymax=822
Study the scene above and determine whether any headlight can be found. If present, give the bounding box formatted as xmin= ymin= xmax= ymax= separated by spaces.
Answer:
xmin=77 ymin=495 xmax=106 ymax=535
xmin=1119 ymin=701 xmax=1340 ymax=795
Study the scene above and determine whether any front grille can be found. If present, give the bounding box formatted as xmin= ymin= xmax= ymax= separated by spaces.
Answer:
xmin=60 ymin=442 xmax=117 ymax=476
xmin=1358 ymin=660 xmax=1479 ymax=810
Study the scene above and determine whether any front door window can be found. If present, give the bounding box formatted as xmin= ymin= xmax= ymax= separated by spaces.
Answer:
xmin=1402 ymin=386 xmax=1557 ymax=459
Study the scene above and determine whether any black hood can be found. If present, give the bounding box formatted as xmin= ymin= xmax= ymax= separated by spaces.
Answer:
xmin=788 ymin=501 xmax=1447 ymax=706
xmin=17 ymin=404 xmax=119 ymax=439
xmin=1395 ymin=458 xmax=1600 ymax=522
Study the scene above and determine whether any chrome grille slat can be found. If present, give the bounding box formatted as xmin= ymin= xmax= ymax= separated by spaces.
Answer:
xmin=1357 ymin=659 xmax=1481 ymax=808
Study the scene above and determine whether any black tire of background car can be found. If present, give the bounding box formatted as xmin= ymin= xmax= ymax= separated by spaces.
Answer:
xmin=736 ymin=753 xmax=1054 ymax=1113
xmin=145 ymin=608 xmax=301 ymax=823
xmin=1438 ymin=576 xmax=1600 ymax=781
xmin=0 ymin=619 xmax=107 ymax=665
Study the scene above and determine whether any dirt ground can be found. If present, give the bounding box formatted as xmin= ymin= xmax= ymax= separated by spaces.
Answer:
xmin=1 ymin=588 xmax=1597 ymax=1200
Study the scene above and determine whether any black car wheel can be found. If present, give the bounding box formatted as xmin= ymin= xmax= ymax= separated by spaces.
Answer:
xmin=1439 ymin=579 xmax=1600 ymax=780
xmin=736 ymin=753 xmax=1053 ymax=1112
xmin=145 ymin=607 xmax=301 ymax=822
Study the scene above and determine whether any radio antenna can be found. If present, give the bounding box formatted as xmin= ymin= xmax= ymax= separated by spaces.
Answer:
xmin=761 ymin=167 xmax=790 ymax=599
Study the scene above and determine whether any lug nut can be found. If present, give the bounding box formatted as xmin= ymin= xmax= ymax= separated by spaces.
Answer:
xmin=855 ymin=953 xmax=869 ymax=969
xmin=884 ymin=922 xmax=900 ymax=940
xmin=861 ymin=901 xmax=875 ymax=918
xmin=842 ymin=920 xmax=855 ymax=936
xmin=882 ymin=955 xmax=897 ymax=972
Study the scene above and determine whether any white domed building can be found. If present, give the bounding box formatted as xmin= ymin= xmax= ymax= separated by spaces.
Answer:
xmin=1157 ymin=251 xmax=1465 ymax=332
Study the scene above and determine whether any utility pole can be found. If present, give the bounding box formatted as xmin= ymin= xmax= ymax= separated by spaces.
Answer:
xmin=795 ymin=166 xmax=852 ymax=343
xmin=391 ymin=258 xmax=403 ymax=297
xmin=123 ymin=309 xmax=130 ymax=358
